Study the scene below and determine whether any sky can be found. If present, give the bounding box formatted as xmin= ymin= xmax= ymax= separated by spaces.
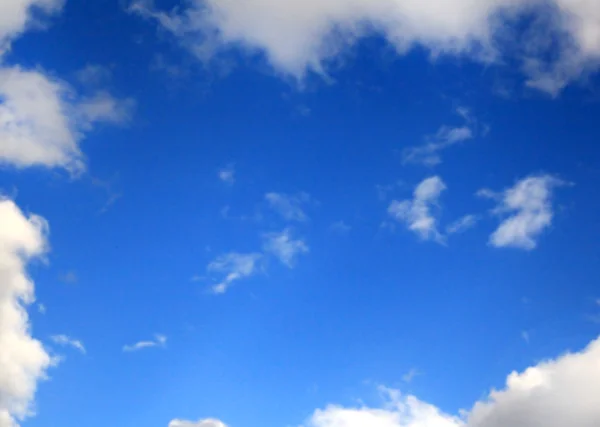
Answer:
xmin=1 ymin=0 xmax=600 ymax=427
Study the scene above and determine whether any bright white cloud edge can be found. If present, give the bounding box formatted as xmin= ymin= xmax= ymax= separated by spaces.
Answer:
xmin=171 ymin=335 xmax=600 ymax=427
xmin=0 ymin=199 xmax=53 ymax=427
xmin=131 ymin=0 xmax=600 ymax=93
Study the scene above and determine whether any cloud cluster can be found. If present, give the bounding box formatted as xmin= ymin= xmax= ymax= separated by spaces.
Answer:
xmin=480 ymin=174 xmax=565 ymax=250
xmin=0 ymin=199 xmax=53 ymax=427
xmin=300 ymin=335 xmax=600 ymax=427
xmin=131 ymin=0 xmax=600 ymax=92
xmin=388 ymin=176 xmax=446 ymax=242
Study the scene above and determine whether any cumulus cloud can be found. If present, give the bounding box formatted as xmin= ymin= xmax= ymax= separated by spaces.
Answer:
xmin=479 ymin=174 xmax=566 ymax=250
xmin=0 ymin=66 xmax=133 ymax=173
xmin=169 ymin=419 xmax=228 ymax=427
xmin=207 ymin=252 xmax=262 ymax=294
xmin=0 ymin=199 xmax=53 ymax=427
xmin=303 ymin=336 xmax=600 ymax=427
xmin=388 ymin=176 xmax=446 ymax=242
xmin=122 ymin=334 xmax=167 ymax=352
xmin=50 ymin=335 xmax=86 ymax=354
xmin=265 ymin=192 xmax=310 ymax=222
xmin=0 ymin=0 xmax=64 ymax=55
xmin=262 ymin=228 xmax=309 ymax=267
xmin=131 ymin=0 xmax=600 ymax=92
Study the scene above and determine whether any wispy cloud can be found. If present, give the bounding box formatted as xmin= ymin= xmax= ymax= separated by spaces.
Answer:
xmin=265 ymin=192 xmax=310 ymax=222
xmin=446 ymin=214 xmax=479 ymax=235
xmin=50 ymin=335 xmax=86 ymax=354
xmin=262 ymin=228 xmax=309 ymax=267
xmin=207 ymin=252 xmax=262 ymax=294
xmin=403 ymin=108 xmax=476 ymax=167
xmin=480 ymin=174 xmax=567 ymax=250
xmin=123 ymin=334 xmax=167 ymax=352
xmin=402 ymin=368 xmax=421 ymax=383
xmin=329 ymin=220 xmax=351 ymax=234
xmin=218 ymin=164 xmax=235 ymax=185
xmin=388 ymin=176 xmax=446 ymax=243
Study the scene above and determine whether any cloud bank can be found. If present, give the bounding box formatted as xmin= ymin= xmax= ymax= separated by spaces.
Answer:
xmin=0 ymin=199 xmax=53 ymax=427
xmin=132 ymin=0 xmax=600 ymax=92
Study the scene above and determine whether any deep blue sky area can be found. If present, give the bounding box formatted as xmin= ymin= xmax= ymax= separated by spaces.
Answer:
xmin=1 ymin=1 xmax=600 ymax=427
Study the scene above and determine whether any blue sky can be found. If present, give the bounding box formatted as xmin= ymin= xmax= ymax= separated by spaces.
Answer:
xmin=1 ymin=1 xmax=600 ymax=427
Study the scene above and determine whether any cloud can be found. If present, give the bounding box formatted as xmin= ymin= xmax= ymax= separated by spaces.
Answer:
xmin=131 ymin=0 xmax=600 ymax=92
xmin=303 ymin=335 xmax=600 ymax=427
xmin=218 ymin=164 xmax=235 ymax=185
xmin=403 ymin=109 xmax=476 ymax=167
xmin=0 ymin=199 xmax=53 ymax=427
xmin=330 ymin=220 xmax=352 ymax=234
xmin=262 ymin=228 xmax=309 ymax=267
xmin=480 ymin=174 xmax=566 ymax=250
xmin=58 ymin=271 xmax=78 ymax=285
xmin=122 ymin=334 xmax=167 ymax=352
xmin=75 ymin=64 xmax=112 ymax=86
xmin=388 ymin=176 xmax=446 ymax=243
xmin=0 ymin=66 xmax=132 ymax=173
xmin=265 ymin=192 xmax=310 ymax=222
xmin=169 ymin=419 xmax=228 ymax=427
xmin=0 ymin=0 xmax=64 ymax=56
xmin=446 ymin=214 xmax=479 ymax=235
xmin=207 ymin=252 xmax=262 ymax=294
xmin=50 ymin=335 xmax=86 ymax=354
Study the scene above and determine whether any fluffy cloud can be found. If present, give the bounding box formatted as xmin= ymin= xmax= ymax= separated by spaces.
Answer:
xmin=262 ymin=228 xmax=309 ymax=267
xmin=0 ymin=66 xmax=132 ymax=172
xmin=169 ymin=419 xmax=228 ymax=427
xmin=388 ymin=176 xmax=446 ymax=242
xmin=207 ymin=252 xmax=262 ymax=294
xmin=123 ymin=334 xmax=167 ymax=352
xmin=50 ymin=335 xmax=86 ymax=354
xmin=303 ymin=335 xmax=600 ymax=427
xmin=131 ymin=0 xmax=600 ymax=92
xmin=480 ymin=174 xmax=565 ymax=250
xmin=265 ymin=192 xmax=310 ymax=222
xmin=0 ymin=0 xmax=63 ymax=55
xmin=0 ymin=199 xmax=53 ymax=427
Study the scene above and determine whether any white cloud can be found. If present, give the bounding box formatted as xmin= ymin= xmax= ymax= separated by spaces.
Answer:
xmin=480 ymin=174 xmax=566 ymax=250
xmin=169 ymin=419 xmax=228 ymax=427
xmin=446 ymin=215 xmax=479 ymax=235
xmin=122 ymin=334 xmax=167 ymax=352
xmin=0 ymin=199 xmax=53 ymax=427
xmin=265 ymin=192 xmax=310 ymax=222
xmin=0 ymin=0 xmax=63 ymax=55
xmin=131 ymin=0 xmax=600 ymax=93
xmin=0 ymin=66 xmax=132 ymax=173
xmin=37 ymin=303 xmax=46 ymax=314
xmin=303 ymin=335 xmax=600 ymax=427
xmin=330 ymin=220 xmax=352 ymax=234
xmin=50 ymin=335 xmax=86 ymax=354
xmin=403 ymin=109 xmax=475 ymax=167
xmin=262 ymin=228 xmax=309 ymax=267
xmin=75 ymin=64 xmax=112 ymax=86
xmin=388 ymin=176 xmax=446 ymax=242
xmin=207 ymin=252 xmax=262 ymax=294
xmin=218 ymin=164 xmax=235 ymax=185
